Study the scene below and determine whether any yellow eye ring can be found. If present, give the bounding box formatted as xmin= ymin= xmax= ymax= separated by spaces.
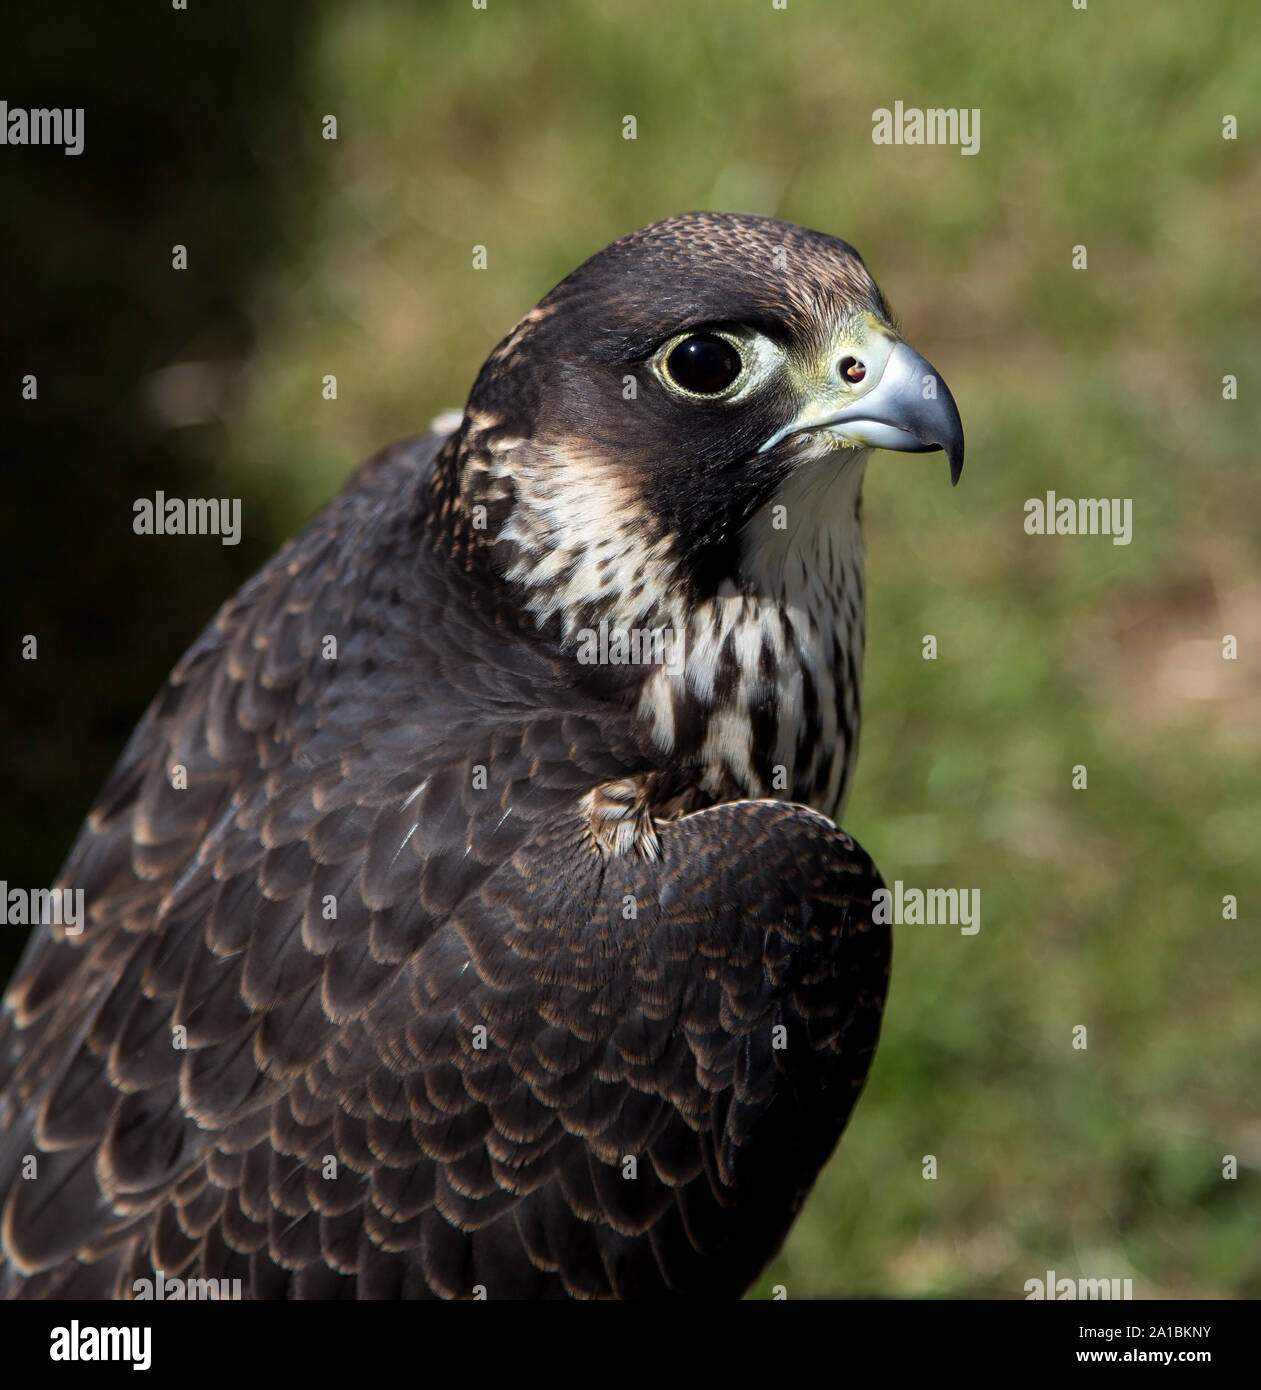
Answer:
xmin=660 ymin=332 xmax=744 ymax=397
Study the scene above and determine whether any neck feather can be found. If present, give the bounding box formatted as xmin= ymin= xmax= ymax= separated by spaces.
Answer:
xmin=465 ymin=424 xmax=870 ymax=817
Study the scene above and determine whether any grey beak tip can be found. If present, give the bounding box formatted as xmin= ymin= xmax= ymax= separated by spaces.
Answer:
xmin=897 ymin=343 xmax=964 ymax=488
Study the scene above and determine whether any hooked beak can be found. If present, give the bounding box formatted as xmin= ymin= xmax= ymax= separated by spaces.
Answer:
xmin=760 ymin=323 xmax=965 ymax=485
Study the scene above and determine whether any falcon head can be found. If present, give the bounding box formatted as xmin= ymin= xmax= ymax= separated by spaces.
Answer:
xmin=442 ymin=213 xmax=963 ymax=815
xmin=453 ymin=211 xmax=963 ymax=615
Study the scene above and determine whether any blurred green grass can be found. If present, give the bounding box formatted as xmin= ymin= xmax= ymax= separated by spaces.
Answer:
xmin=139 ymin=0 xmax=1261 ymax=1296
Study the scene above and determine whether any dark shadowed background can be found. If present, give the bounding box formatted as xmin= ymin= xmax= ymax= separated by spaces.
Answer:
xmin=1 ymin=0 xmax=1258 ymax=1297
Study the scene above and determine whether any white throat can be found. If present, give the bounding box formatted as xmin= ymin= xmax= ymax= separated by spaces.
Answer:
xmin=638 ymin=450 xmax=869 ymax=816
xmin=482 ymin=421 xmax=870 ymax=817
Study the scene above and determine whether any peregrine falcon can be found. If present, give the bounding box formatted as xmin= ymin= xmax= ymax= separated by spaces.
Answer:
xmin=0 ymin=212 xmax=963 ymax=1299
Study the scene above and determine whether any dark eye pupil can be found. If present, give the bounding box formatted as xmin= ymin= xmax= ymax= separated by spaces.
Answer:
xmin=666 ymin=334 xmax=742 ymax=395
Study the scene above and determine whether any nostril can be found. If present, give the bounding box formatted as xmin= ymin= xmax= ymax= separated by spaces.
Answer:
xmin=839 ymin=356 xmax=866 ymax=384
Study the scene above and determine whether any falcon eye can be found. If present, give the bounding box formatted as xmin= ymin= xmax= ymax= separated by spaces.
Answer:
xmin=840 ymin=356 xmax=866 ymax=383
xmin=663 ymin=333 xmax=743 ymax=397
